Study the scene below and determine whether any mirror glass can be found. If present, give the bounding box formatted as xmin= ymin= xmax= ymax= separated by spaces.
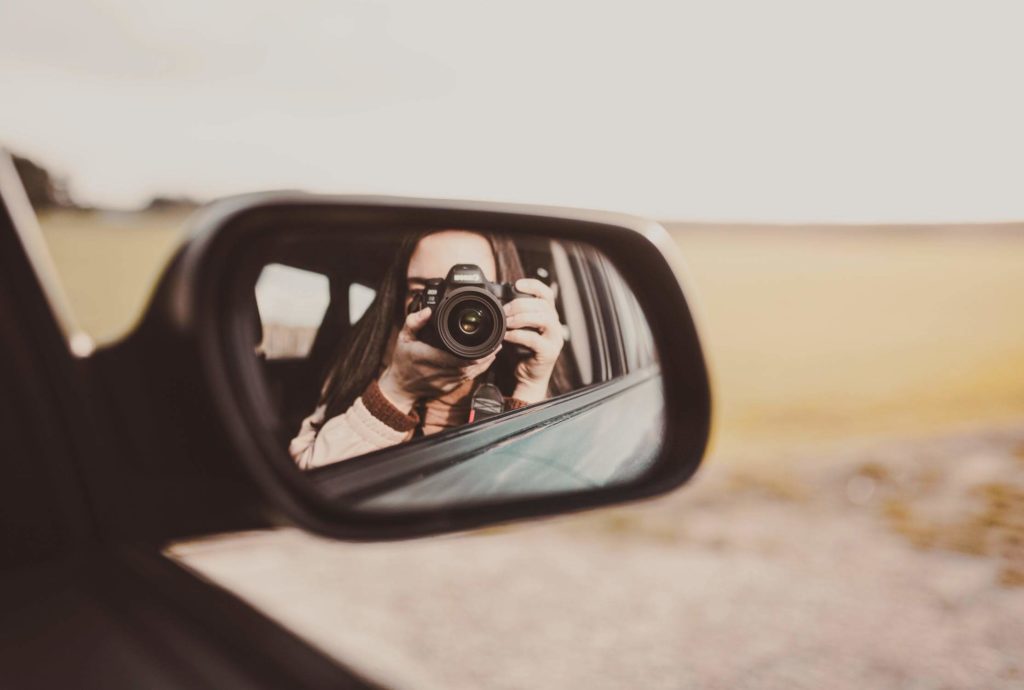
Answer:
xmin=243 ymin=227 xmax=664 ymax=511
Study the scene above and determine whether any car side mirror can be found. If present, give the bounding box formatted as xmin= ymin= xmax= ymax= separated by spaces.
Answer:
xmin=148 ymin=194 xmax=711 ymax=539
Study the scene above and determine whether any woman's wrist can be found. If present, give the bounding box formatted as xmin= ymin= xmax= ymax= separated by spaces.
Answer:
xmin=512 ymin=380 xmax=548 ymax=404
xmin=377 ymin=370 xmax=416 ymax=413
xmin=363 ymin=379 xmax=420 ymax=432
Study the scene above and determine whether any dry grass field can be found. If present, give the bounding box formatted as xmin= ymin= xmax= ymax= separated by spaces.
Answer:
xmin=668 ymin=222 xmax=1024 ymax=458
xmin=37 ymin=209 xmax=191 ymax=345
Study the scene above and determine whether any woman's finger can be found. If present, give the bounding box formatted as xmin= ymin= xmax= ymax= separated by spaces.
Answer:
xmin=461 ymin=349 xmax=498 ymax=370
xmin=503 ymin=327 xmax=548 ymax=354
xmin=467 ymin=344 xmax=500 ymax=365
xmin=514 ymin=278 xmax=555 ymax=303
xmin=505 ymin=310 xmax=560 ymax=334
xmin=416 ymin=346 xmax=468 ymax=369
xmin=462 ymin=354 xmax=497 ymax=378
xmin=502 ymin=297 xmax=549 ymax=317
xmin=412 ymin=341 xmax=501 ymax=370
xmin=402 ymin=307 xmax=432 ymax=336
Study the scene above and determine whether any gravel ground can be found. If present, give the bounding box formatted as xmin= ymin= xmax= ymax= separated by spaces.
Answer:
xmin=170 ymin=426 xmax=1024 ymax=690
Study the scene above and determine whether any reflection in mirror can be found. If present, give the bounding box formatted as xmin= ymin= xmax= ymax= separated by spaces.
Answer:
xmin=255 ymin=264 xmax=330 ymax=359
xmin=245 ymin=228 xmax=663 ymax=511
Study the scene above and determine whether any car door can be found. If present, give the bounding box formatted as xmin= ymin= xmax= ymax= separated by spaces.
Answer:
xmin=0 ymin=155 xmax=382 ymax=690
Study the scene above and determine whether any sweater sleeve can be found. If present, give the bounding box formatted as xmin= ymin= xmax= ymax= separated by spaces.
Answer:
xmin=289 ymin=381 xmax=419 ymax=470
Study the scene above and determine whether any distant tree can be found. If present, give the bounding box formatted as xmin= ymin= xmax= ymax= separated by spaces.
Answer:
xmin=144 ymin=195 xmax=200 ymax=211
xmin=12 ymin=154 xmax=73 ymax=209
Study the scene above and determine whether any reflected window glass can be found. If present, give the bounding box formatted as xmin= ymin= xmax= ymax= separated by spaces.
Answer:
xmin=255 ymin=263 xmax=330 ymax=359
xmin=348 ymin=282 xmax=376 ymax=325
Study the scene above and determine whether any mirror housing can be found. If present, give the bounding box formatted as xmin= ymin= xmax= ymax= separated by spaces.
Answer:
xmin=154 ymin=193 xmax=711 ymax=540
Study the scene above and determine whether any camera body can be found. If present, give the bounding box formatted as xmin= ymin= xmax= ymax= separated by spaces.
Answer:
xmin=408 ymin=263 xmax=530 ymax=359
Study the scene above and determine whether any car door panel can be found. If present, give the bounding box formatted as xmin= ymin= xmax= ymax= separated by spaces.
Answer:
xmin=1 ymin=159 xmax=380 ymax=689
xmin=356 ymin=370 xmax=664 ymax=509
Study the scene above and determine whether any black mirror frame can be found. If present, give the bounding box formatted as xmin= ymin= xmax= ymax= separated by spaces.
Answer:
xmin=166 ymin=193 xmax=712 ymax=540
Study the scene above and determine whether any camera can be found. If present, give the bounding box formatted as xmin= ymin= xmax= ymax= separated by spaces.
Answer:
xmin=408 ymin=264 xmax=530 ymax=359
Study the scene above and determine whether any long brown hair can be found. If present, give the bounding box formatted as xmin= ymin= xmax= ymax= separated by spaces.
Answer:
xmin=317 ymin=230 xmax=571 ymax=425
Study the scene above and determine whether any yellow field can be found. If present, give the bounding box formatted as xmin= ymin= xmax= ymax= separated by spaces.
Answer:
xmin=37 ymin=211 xmax=1024 ymax=460
xmin=670 ymin=224 xmax=1024 ymax=457
xmin=38 ymin=209 xmax=191 ymax=343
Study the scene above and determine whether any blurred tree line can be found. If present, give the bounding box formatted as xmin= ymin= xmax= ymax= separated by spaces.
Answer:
xmin=11 ymin=151 xmax=199 ymax=211
xmin=143 ymin=195 xmax=200 ymax=211
xmin=13 ymin=153 xmax=74 ymax=209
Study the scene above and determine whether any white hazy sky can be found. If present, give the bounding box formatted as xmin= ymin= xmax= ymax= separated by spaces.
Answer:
xmin=2 ymin=0 xmax=1022 ymax=221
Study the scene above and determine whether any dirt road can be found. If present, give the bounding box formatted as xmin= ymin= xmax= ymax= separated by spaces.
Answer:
xmin=172 ymin=425 xmax=1024 ymax=690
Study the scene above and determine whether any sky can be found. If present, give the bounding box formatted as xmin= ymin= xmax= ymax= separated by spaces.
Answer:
xmin=2 ymin=0 xmax=1023 ymax=222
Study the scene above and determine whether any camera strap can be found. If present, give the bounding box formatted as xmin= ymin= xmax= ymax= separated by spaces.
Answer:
xmin=469 ymin=381 xmax=504 ymax=423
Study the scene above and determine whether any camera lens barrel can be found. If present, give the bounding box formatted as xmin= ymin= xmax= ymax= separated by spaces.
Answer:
xmin=434 ymin=287 xmax=505 ymax=359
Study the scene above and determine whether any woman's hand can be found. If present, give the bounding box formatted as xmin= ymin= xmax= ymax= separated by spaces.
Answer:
xmin=377 ymin=307 xmax=499 ymax=413
xmin=503 ymin=278 xmax=565 ymax=404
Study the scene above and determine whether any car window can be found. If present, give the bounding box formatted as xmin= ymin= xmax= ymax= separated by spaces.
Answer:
xmin=348 ymin=282 xmax=376 ymax=325
xmin=254 ymin=263 xmax=331 ymax=360
xmin=600 ymin=254 xmax=657 ymax=372
xmin=550 ymin=240 xmax=593 ymax=386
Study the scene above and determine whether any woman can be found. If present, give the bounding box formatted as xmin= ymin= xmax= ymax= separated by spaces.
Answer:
xmin=289 ymin=229 xmax=568 ymax=469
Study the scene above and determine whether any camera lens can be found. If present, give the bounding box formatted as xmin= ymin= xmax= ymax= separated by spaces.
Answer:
xmin=437 ymin=290 xmax=504 ymax=358
xmin=446 ymin=299 xmax=492 ymax=347
xmin=458 ymin=308 xmax=483 ymax=335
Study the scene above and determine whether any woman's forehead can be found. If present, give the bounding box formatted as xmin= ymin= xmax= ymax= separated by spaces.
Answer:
xmin=407 ymin=231 xmax=497 ymax=280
